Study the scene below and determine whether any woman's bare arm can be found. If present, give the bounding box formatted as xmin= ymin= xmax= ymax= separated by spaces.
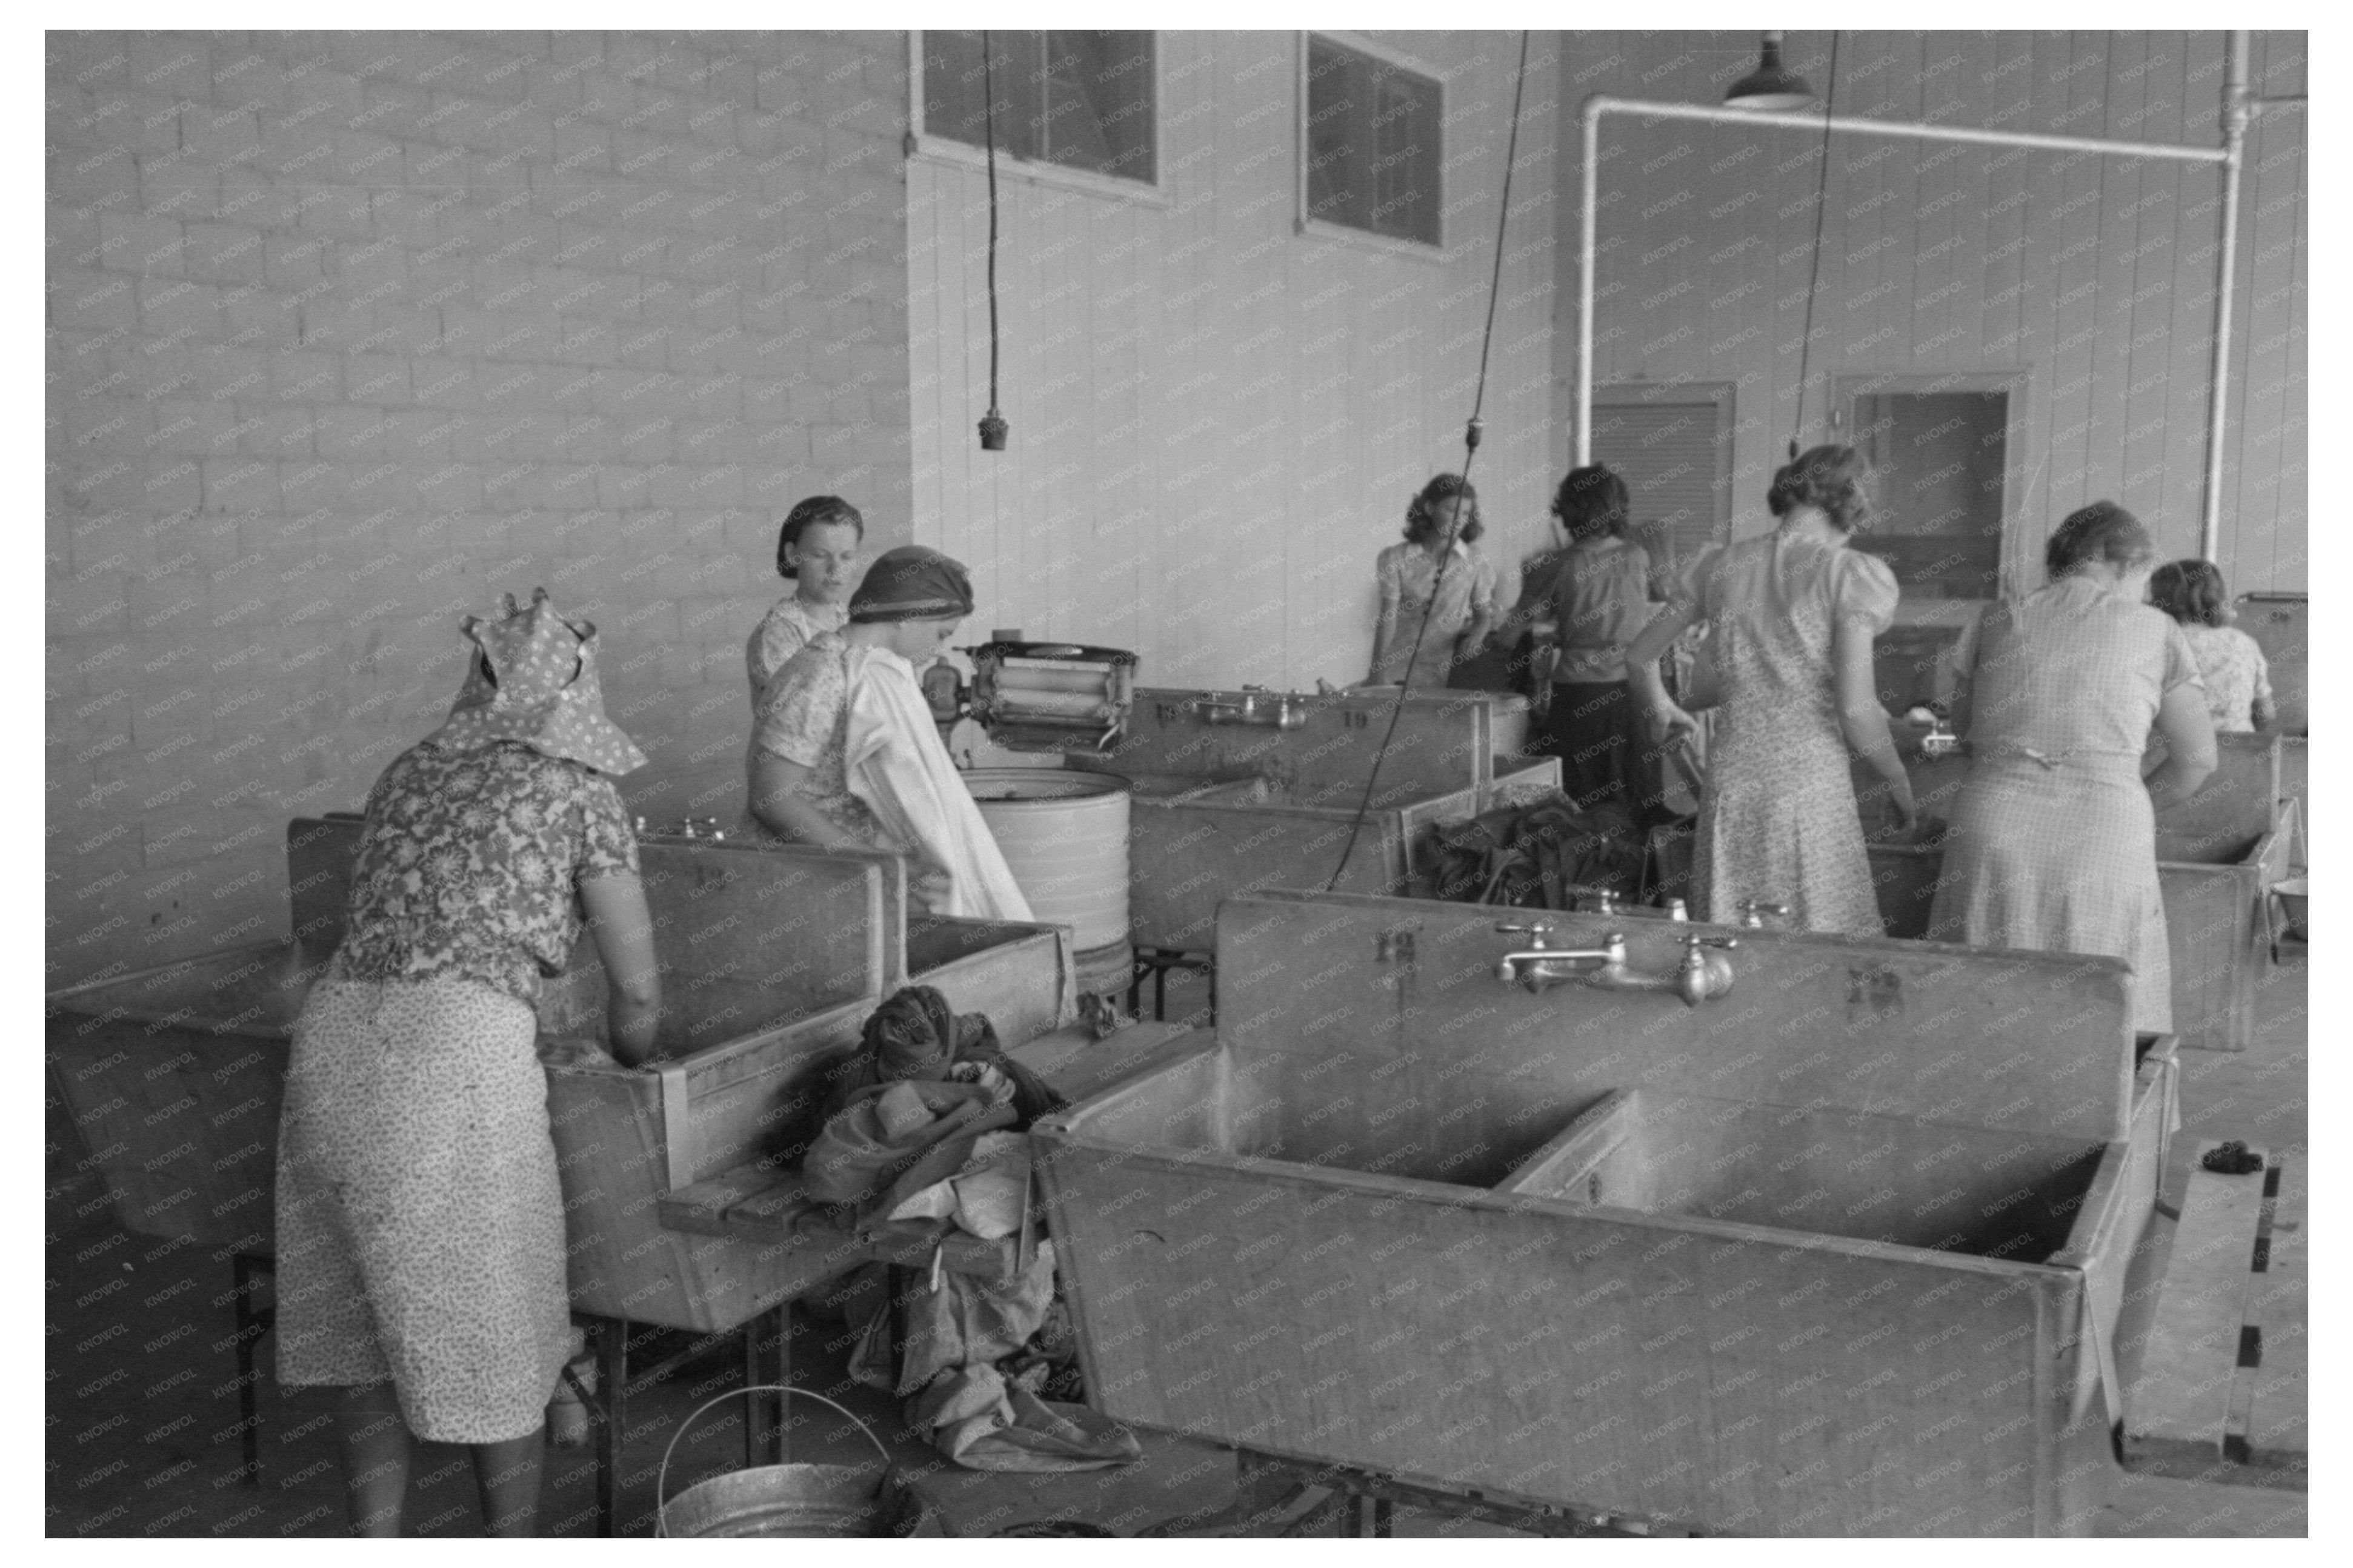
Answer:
xmin=748 ymin=752 xmax=865 ymax=850
xmin=2146 ymin=684 xmax=2219 ymax=809
xmin=579 ymin=871 xmax=662 ymax=1067
xmin=1832 ymin=619 xmax=1915 ymax=834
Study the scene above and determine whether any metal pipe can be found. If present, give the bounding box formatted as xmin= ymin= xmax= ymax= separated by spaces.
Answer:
xmin=2200 ymin=30 xmax=2252 ymax=563
xmin=1574 ymin=100 xmax=1602 ymax=468
xmin=1575 ymin=88 xmax=2235 ymax=469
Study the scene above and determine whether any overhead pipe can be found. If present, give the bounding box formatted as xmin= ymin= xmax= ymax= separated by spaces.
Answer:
xmin=1574 ymin=63 xmax=2245 ymax=560
xmin=2199 ymin=30 xmax=2253 ymax=564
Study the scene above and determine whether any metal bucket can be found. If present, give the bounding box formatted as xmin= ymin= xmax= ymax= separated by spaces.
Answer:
xmin=657 ymin=1386 xmax=938 ymax=1539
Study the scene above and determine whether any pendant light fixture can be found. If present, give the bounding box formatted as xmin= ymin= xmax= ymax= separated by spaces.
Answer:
xmin=1725 ymin=31 xmax=1816 ymax=112
xmin=977 ymin=30 xmax=1008 ymax=451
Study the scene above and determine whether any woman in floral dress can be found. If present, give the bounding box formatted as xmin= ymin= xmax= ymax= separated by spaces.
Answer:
xmin=1625 ymin=446 xmax=1915 ymax=934
xmin=2148 ymin=559 xmax=2275 ymax=733
xmin=273 ymin=590 xmax=663 ymax=1536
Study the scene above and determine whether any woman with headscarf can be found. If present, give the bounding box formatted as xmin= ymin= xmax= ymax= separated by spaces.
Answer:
xmin=1624 ymin=445 xmax=1915 ymax=934
xmin=1363 ymin=473 xmax=1500 ymax=689
xmin=1928 ymin=503 xmax=2217 ymax=1035
xmin=272 ymin=589 xmax=663 ymax=1537
xmin=747 ymin=545 xmax=1031 ymax=920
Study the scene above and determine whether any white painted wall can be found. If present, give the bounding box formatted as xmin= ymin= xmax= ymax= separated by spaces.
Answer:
xmin=907 ymin=30 xmax=1563 ymax=689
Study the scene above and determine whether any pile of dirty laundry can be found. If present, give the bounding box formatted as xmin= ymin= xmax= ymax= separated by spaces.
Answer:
xmin=805 ymin=986 xmax=1139 ymax=1473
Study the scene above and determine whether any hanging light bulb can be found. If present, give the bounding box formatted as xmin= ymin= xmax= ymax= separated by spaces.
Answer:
xmin=1725 ymin=32 xmax=1816 ymax=111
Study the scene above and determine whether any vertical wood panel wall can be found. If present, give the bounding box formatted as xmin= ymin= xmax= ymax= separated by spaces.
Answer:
xmin=1551 ymin=30 xmax=2306 ymax=597
xmin=908 ymin=32 xmax=1562 ymax=689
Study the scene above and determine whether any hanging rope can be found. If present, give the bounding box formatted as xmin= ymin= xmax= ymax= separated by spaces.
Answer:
xmin=1789 ymin=31 xmax=1840 ymax=459
xmin=1327 ymin=30 xmax=1531 ymax=891
xmin=979 ymin=31 xmax=1007 ymax=450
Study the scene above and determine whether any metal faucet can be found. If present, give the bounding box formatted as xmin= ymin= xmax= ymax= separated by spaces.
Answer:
xmin=1579 ymin=888 xmax=1688 ymax=922
xmin=1735 ymin=899 xmax=1790 ymax=929
xmin=654 ymin=816 xmax=727 ymax=842
xmin=1493 ymin=922 xmax=1737 ymax=1007
xmin=1184 ymin=688 xmax=1310 ymax=729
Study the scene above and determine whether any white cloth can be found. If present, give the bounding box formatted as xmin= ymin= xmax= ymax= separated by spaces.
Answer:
xmin=842 ymin=644 xmax=1033 ymax=922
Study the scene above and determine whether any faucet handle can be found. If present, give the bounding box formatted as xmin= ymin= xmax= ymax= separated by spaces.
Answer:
xmin=1685 ymin=932 xmax=1740 ymax=951
xmin=1737 ymin=899 xmax=1790 ymax=928
xmin=1579 ymin=888 xmax=1619 ymax=915
xmin=1494 ymin=919 xmax=1559 ymax=948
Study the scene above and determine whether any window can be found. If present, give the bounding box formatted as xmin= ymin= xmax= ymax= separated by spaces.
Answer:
xmin=1589 ymin=384 xmax=1736 ymax=596
xmin=919 ymin=32 xmax=1156 ymax=185
xmin=1302 ymin=34 xmax=1443 ymax=248
xmin=1836 ymin=373 xmax=2028 ymax=602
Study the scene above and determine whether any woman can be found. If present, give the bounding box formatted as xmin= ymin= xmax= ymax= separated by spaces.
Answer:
xmin=273 ymin=590 xmax=662 ymax=1537
xmin=1364 ymin=473 xmax=1499 ymax=689
xmin=1625 ymin=445 xmax=1915 ymax=934
xmin=1929 ymin=504 xmax=2217 ymax=1035
xmin=2149 ymin=558 xmax=2274 ymax=733
xmin=747 ymin=494 xmax=865 ymax=707
xmin=1491 ymin=465 xmax=1652 ymax=810
xmin=747 ymin=545 xmax=1031 ymax=920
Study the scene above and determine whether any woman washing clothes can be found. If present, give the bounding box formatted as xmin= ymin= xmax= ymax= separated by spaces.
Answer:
xmin=1625 ymin=445 xmax=1915 ymax=934
xmin=747 ymin=494 xmax=864 ymax=709
xmin=1928 ymin=503 xmax=2217 ymax=1036
xmin=1363 ymin=473 xmax=1500 ymax=689
xmin=1489 ymin=464 xmax=1652 ymax=810
xmin=2149 ymin=558 xmax=2275 ymax=733
xmin=746 ymin=545 xmax=1031 ymax=920
xmin=273 ymin=589 xmax=663 ymax=1537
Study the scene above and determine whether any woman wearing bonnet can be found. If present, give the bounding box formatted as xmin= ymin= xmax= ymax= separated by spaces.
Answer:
xmin=271 ymin=589 xmax=662 ymax=1536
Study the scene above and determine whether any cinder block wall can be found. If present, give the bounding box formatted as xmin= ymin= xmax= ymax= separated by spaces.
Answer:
xmin=46 ymin=30 xmax=912 ymax=989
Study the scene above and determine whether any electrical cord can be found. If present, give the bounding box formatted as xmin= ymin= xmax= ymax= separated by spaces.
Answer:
xmin=1790 ymin=32 xmax=1840 ymax=459
xmin=1327 ymin=31 xmax=1531 ymax=892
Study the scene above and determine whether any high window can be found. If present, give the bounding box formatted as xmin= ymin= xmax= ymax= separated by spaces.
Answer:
xmin=918 ymin=32 xmax=1157 ymax=186
xmin=1302 ymin=34 xmax=1443 ymax=248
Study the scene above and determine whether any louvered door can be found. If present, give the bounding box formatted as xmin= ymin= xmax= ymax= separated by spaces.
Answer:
xmin=1589 ymin=384 xmax=1733 ymax=585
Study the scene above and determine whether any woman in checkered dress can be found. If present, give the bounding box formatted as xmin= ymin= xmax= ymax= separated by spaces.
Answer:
xmin=1926 ymin=504 xmax=2218 ymax=1034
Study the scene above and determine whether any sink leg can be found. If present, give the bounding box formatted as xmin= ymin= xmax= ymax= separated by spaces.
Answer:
xmin=593 ymin=1316 xmax=625 ymax=1538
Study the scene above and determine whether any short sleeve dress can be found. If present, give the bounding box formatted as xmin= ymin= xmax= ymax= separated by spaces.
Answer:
xmin=275 ymin=740 xmax=639 ymax=1444
xmin=747 ymin=596 xmax=850 ymax=709
xmin=1927 ymin=578 xmax=2205 ymax=1034
xmin=2178 ymin=622 xmax=2272 ymax=733
xmin=1371 ymin=540 xmax=1500 ymax=689
xmin=1676 ymin=528 xmax=1899 ymax=934
xmin=742 ymin=632 xmax=890 ymax=850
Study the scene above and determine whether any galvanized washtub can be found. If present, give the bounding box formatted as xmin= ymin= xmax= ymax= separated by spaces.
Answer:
xmin=656 ymin=1387 xmax=940 ymax=1538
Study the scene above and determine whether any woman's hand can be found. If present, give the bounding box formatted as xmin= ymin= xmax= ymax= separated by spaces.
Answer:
xmin=1645 ymin=702 xmax=1700 ymax=748
xmin=1881 ymin=773 xmax=1920 ymax=838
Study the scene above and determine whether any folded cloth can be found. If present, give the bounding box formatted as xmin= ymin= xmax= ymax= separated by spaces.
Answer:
xmin=904 ymin=1360 xmax=1141 ymax=1474
xmin=840 ymin=642 xmax=1032 ymax=921
xmin=802 ymin=1078 xmax=1016 ymax=1216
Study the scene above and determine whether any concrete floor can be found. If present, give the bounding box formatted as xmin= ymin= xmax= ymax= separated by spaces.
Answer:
xmin=47 ymin=948 xmax=2305 ymax=1538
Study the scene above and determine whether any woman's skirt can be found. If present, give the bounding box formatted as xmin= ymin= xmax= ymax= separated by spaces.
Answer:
xmin=1927 ymin=754 xmax=2172 ymax=1034
xmin=273 ymin=970 xmax=573 ymax=1444
xmin=1696 ymin=710 xmax=1882 ymax=937
xmin=1545 ymin=679 xmax=1634 ymax=811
